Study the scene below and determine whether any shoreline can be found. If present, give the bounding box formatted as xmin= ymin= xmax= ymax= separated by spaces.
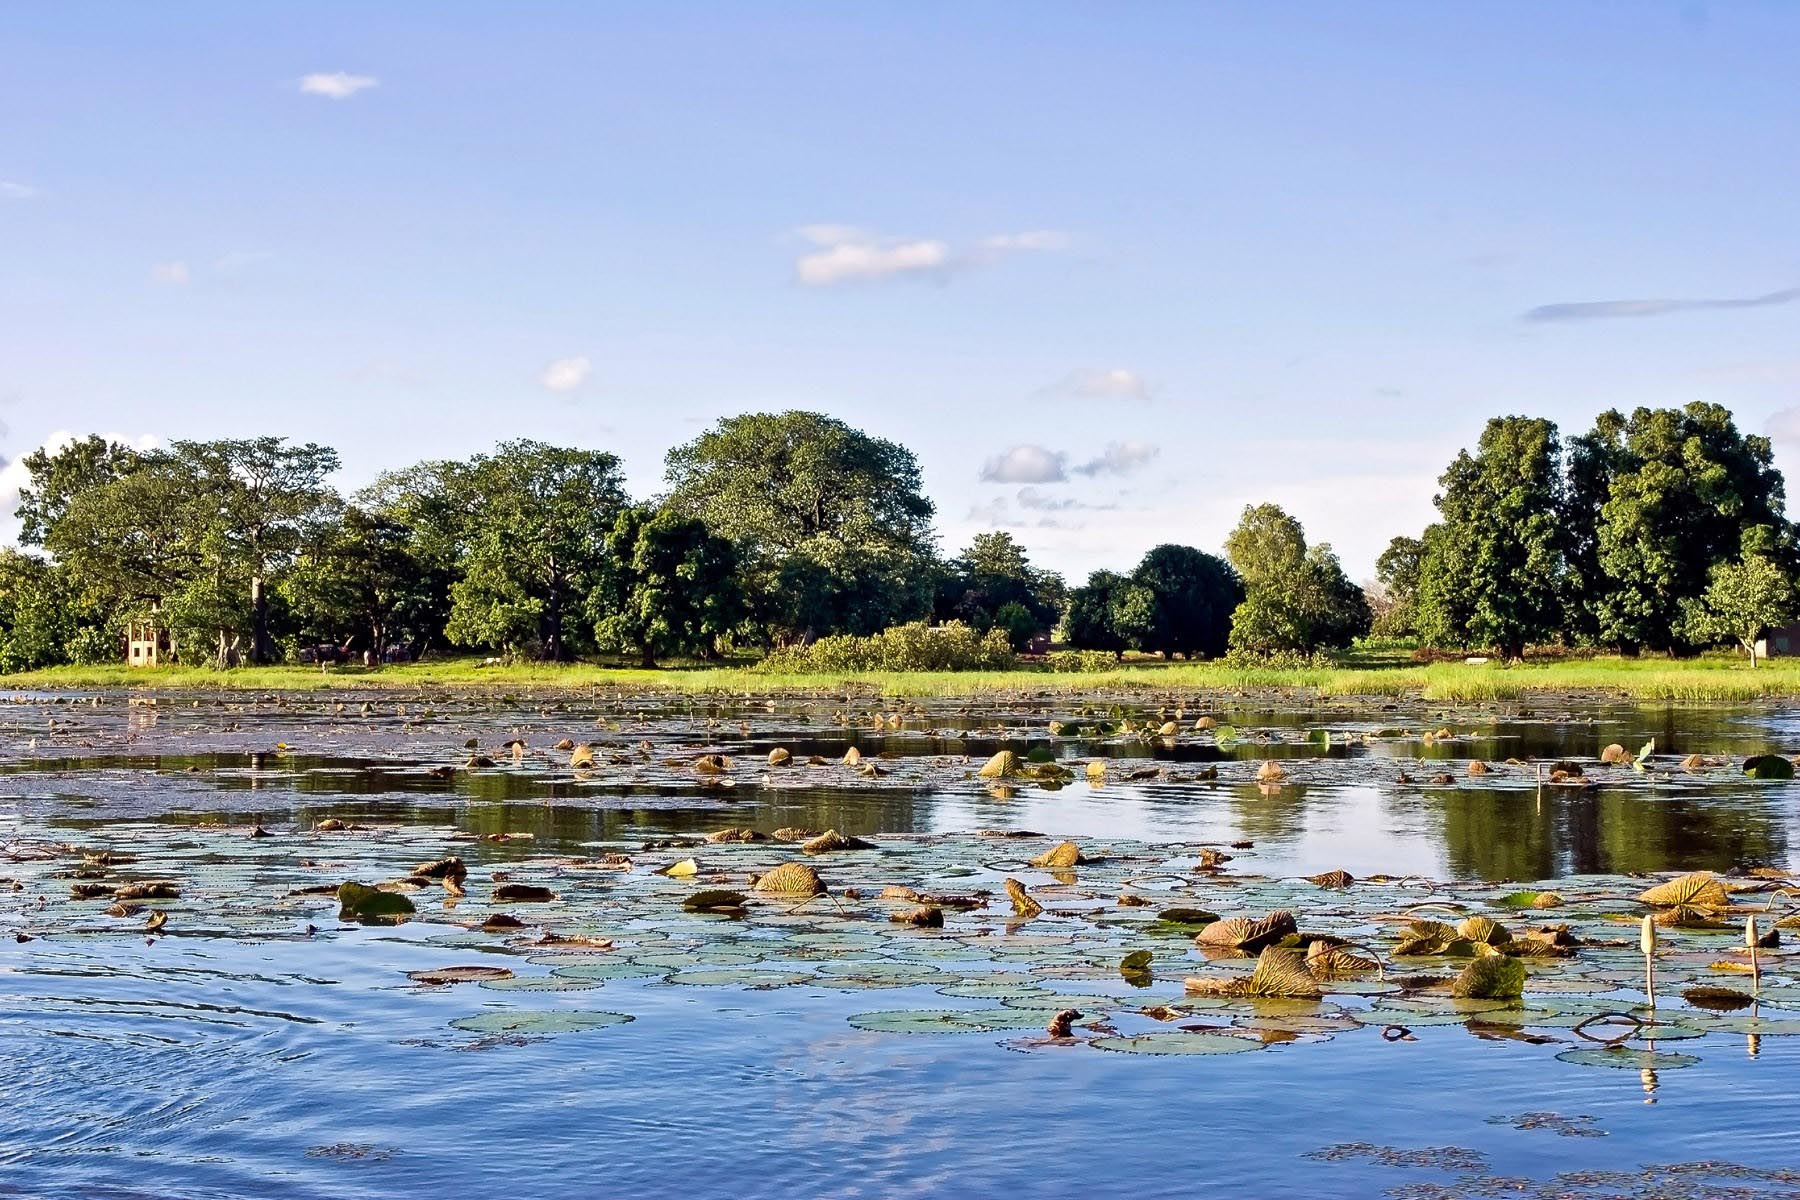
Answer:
xmin=6 ymin=657 xmax=1800 ymax=702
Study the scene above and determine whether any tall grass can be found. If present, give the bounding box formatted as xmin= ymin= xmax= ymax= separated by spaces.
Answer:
xmin=10 ymin=655 xmax=1800 ymax=700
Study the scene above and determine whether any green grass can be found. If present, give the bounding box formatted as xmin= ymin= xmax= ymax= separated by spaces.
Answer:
xmin=10 ymin=653 xmax=1800 ymax=701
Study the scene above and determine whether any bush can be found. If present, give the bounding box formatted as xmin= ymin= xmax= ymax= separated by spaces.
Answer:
xmin=64 ymin=625 xmax=118 ymax=666
xmin=758 ymin=621 xmax=1015 ymax=673
xmin=1221 ymin=647 xmax=1334 ymax=670
xmin=1044 ymin=649 xmax=1119 ymax=673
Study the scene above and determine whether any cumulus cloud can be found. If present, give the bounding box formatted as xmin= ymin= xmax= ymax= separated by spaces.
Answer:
xmin=540 ymin=355 xmax=592 ymax=393
xmin=1071 ymin=440 xmax=1159 ymax=477
xmin=796 ymin=238 xmax=950 ymax=286
xmin=794 ymin=225 xmax=1067 ymax=286
xmin=1037 ymin=367 xmax=1152 ymax=402
xmin=1524 ymin=286 xmax=1800 ymax=322
xmin=0 ymin=181 xmax=40 ymax=201
xmin=299 ymin=72 xmax=379 ymax=100
xmin=1016 ymin=486 xmax=1115 ymax=513
xmin=980 ymin=445 xmax=1067 ymax=483
xmin=150 ymin=261 xmax=190 ymax=285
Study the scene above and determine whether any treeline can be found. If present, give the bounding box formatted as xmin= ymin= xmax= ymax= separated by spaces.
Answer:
xmin=0 ymin=402 xmax=1790 ymax=673
xmin=1373 ymin=402 xmax=1797 ymax=663
xmin=0 ymin=412 xmax=1093 ymax=671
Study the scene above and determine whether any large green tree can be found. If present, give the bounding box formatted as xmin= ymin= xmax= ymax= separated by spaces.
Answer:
xmin=1063 ymin=569 xmax=1157 ymax=656
xmin=1412 ymin=416 xmax=1566 ymax=659
xmin=590 ymin=506 xmax=743 ymax=667
xmin=934 ymin=531 xmax=1065 ymax=643
xmin=1130 ymin=544 xmax=1242 ymax=659
xmin=1586 ymin=403 xmax=1791 ymax=651
xmin=444 ymin=440 xmax=626 ymax=660
xmin=177 ymin=438 xmax=341 ymax=664
xmin=283 ymin=504 xmax=453 ymax=660
xmin=664 ymin=412 xmax=937 ymax=641
xmin=1223 ymin=504 xmax=1368 ymax=654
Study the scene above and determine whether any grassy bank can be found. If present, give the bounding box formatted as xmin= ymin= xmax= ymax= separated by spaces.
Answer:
xmin=8 ymin=655 xmax=1800 ymax=701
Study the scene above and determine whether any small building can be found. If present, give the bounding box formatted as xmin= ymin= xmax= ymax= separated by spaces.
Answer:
xmin=1755 ymin=621 xmax=1800 ymax=659
xmin=126 ymin=620 xmax=170 ymax=667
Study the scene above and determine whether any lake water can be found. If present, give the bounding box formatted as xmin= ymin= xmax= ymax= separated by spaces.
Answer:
xmin=4 ymin=689 xmax=1799 ymax=1199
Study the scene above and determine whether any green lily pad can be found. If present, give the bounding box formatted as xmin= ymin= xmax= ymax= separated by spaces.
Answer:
xmin=1090 ymin=1032 xmax=1264 ymax=1055
xmin=448 ymin=1010 xmax=634 ymax=1035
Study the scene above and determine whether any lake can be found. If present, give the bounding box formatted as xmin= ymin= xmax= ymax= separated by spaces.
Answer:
xmin=3 ymin=688 xmax=1799 ymax=1199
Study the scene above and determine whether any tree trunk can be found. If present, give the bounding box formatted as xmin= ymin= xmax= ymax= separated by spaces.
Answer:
xmin=639 ymin=644 xmax=657 ymax=670
xmin=1744 ymin=637 xmax=1760 ymax=668
xmin=250 ymin=575 xmax=269 ymax=665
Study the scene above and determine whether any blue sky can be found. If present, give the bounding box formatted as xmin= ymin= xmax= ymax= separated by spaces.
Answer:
xmin=3 ymin=2 xmax=1798 ymax=579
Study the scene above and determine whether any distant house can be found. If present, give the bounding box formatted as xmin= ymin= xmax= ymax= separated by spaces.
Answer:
xmin=1755 ymin=621 xmax=1800 ymax=659
xmin=126 ymin=620 xmax=170 ymax=667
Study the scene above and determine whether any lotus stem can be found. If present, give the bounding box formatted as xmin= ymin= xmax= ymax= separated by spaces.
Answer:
xmin=1747 ymin=915 xmax=1761 ymax=994
xmin=1640 ymin=914 xmax=1657 ymax=1012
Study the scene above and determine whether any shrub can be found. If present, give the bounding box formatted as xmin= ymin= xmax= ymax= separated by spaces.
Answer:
xmin=64 ymin=626 xmax=118 ymax=666
xmin=758 ymin=621 xmax=1015 ymax=673
xmin=1221 ymin=647 xmax=1334 ymax=670
xmin=1044 ymin=649 xmax=1119 ymax=673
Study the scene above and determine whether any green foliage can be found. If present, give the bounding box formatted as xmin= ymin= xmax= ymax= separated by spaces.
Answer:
xmin=1044 ymin=648 xmax=1119 ymax=673
xmin=1679 ymin=554 xmax=1795 ymax=665
xmin=665 ymin=411 xmax=937 ymax=641
xmin=991 ymin=601 xmax=1038 ymax=651
xmin=590 ymin=505 xmax=743 ymax=667
xmin=1224 ymin=504 xmax=1369 ymax=654
xmin=935 ymin=531 xmax=1064 ymax=636
xmin=1413 ymin=416 xmax=1567 ymax=659
xmin=15 ymin=435 xmax=145 ymax=547
xmin=1587 ymin=404 xmax=1791 ymax=651
xmin=444 ymin=441 xmax=626 ymax=660
xmin=1130 ymin=544 xmax=1242 ymax=659
xmin=758 ymin=620 xmax=1015 ymax=673
xmin=0 ymin=550 xmax=75 ymax=672
xmin=1372 ymin=535 xmax=1423 ymax=637
xmin=1063 ymin=570 xmax=1150 ymax=655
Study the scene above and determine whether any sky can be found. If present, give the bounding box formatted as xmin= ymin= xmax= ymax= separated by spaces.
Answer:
xmin=2 ymin=1 xmax=1799 ymax=581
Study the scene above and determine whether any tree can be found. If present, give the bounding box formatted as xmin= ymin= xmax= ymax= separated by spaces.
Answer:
xmin=49 ymin=454 xmax=210 ymax=660
xmin=1412 ymin=416 xmax=1566 ymax=659
xmin=0 ymin=550 xmax=74 ymax=672
xmin=283 ymin=504 xmax=452 ymax=660
xmin=1063 ymin=569 xmax=1154 ymax=656
xmin=1680 ymin=553 xmax=1795 ymax=667
xmin=1223 ymin=504 xmax=1368 ymax=653
xmin=444 ymin=440 xmax=626 ymax=660
xmin=935 ymin=531 xmax=1065 ymax=635
xmin=15 ymin=435 xmax=146 ymax=546
xmin=590 ymin=506 xmax=743 ymax=667
xmin=1371 ymin=535 xmax=1424 ymax=638
xmin=1588 ymin=404 xmax=1793 ymax=652
xmin=176 ymin=438 xmax=341 ymax=664
xmin=664 ymin=412 xmax=937 ymax=641
xmin=1130 ymin=544 xmax=1241 ymax=659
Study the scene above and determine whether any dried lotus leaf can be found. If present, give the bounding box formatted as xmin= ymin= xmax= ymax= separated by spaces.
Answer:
xmin=1636 ymin=872 xmax=1730 ymax=910
xmin=1028 ymin=841 xmax=1084 ymax=868
xmin=752 ymin=861 xmax=825 ymax=897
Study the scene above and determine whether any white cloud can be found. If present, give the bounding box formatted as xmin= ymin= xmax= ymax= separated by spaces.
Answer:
xmin=792 ymin=225 xmax=1067 ymax=286
xmin=151 ymin=261 xmax=190 ymax=285
xmin=1072 ymin=440 xmax=1160 ymax=477
xmin=1038 ymin=367 xmax=1152 ymax=402
xmin=540 ymin=355 xmax=592 ymax=393
xmin=796 ymin=237 xmax=950 ymax=286
xmin=299 ymin=72 xmax=379 ymax=100
xmin=0 ymin=181 xmax=40 ymax=201
xmin=980 ymin=445 xmax=1067 ymax=484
